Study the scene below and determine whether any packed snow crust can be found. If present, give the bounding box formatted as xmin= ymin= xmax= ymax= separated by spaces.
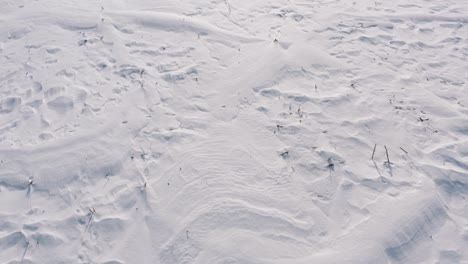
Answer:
xmin=1 ymin=0 xmax=468 ymax=263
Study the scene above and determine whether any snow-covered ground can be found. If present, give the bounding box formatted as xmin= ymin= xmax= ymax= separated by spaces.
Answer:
xmin=1 ymin=0 xmax=468 ymax=263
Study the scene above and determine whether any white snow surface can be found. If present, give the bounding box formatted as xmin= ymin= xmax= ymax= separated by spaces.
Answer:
xmin=1 ymin=0 xmax=468 ymax=263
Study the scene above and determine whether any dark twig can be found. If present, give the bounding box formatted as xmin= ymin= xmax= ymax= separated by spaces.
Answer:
xmin=85 ymin=207 xmax=96 ymax=233
xmin=384 ymin=145 xmax=391 ymax=164
xmin=400 ymin=147 xmax=408 ymax=154
xmin=20 ymin=240 xmax=29 ymax=264
xmin=371 ymin=144 xmax=377 ymax=160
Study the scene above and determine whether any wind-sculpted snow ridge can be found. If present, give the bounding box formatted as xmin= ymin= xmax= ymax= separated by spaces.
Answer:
xmin=1 ymin=0 xmax=468 ymax=263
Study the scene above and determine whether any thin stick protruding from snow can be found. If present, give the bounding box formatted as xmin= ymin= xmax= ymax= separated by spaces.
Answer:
xmin=85 ymin=207 xmax=96 ymax=233
xmin=371 ymin=144 xmax=377 ymax=160
xmin=400 ymin=147 xmax=408 ymax=154
xmin=20 ymin=240 xmax=29 ymax=264
xmin=384 ymin=145 xmax=390 ymax=163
